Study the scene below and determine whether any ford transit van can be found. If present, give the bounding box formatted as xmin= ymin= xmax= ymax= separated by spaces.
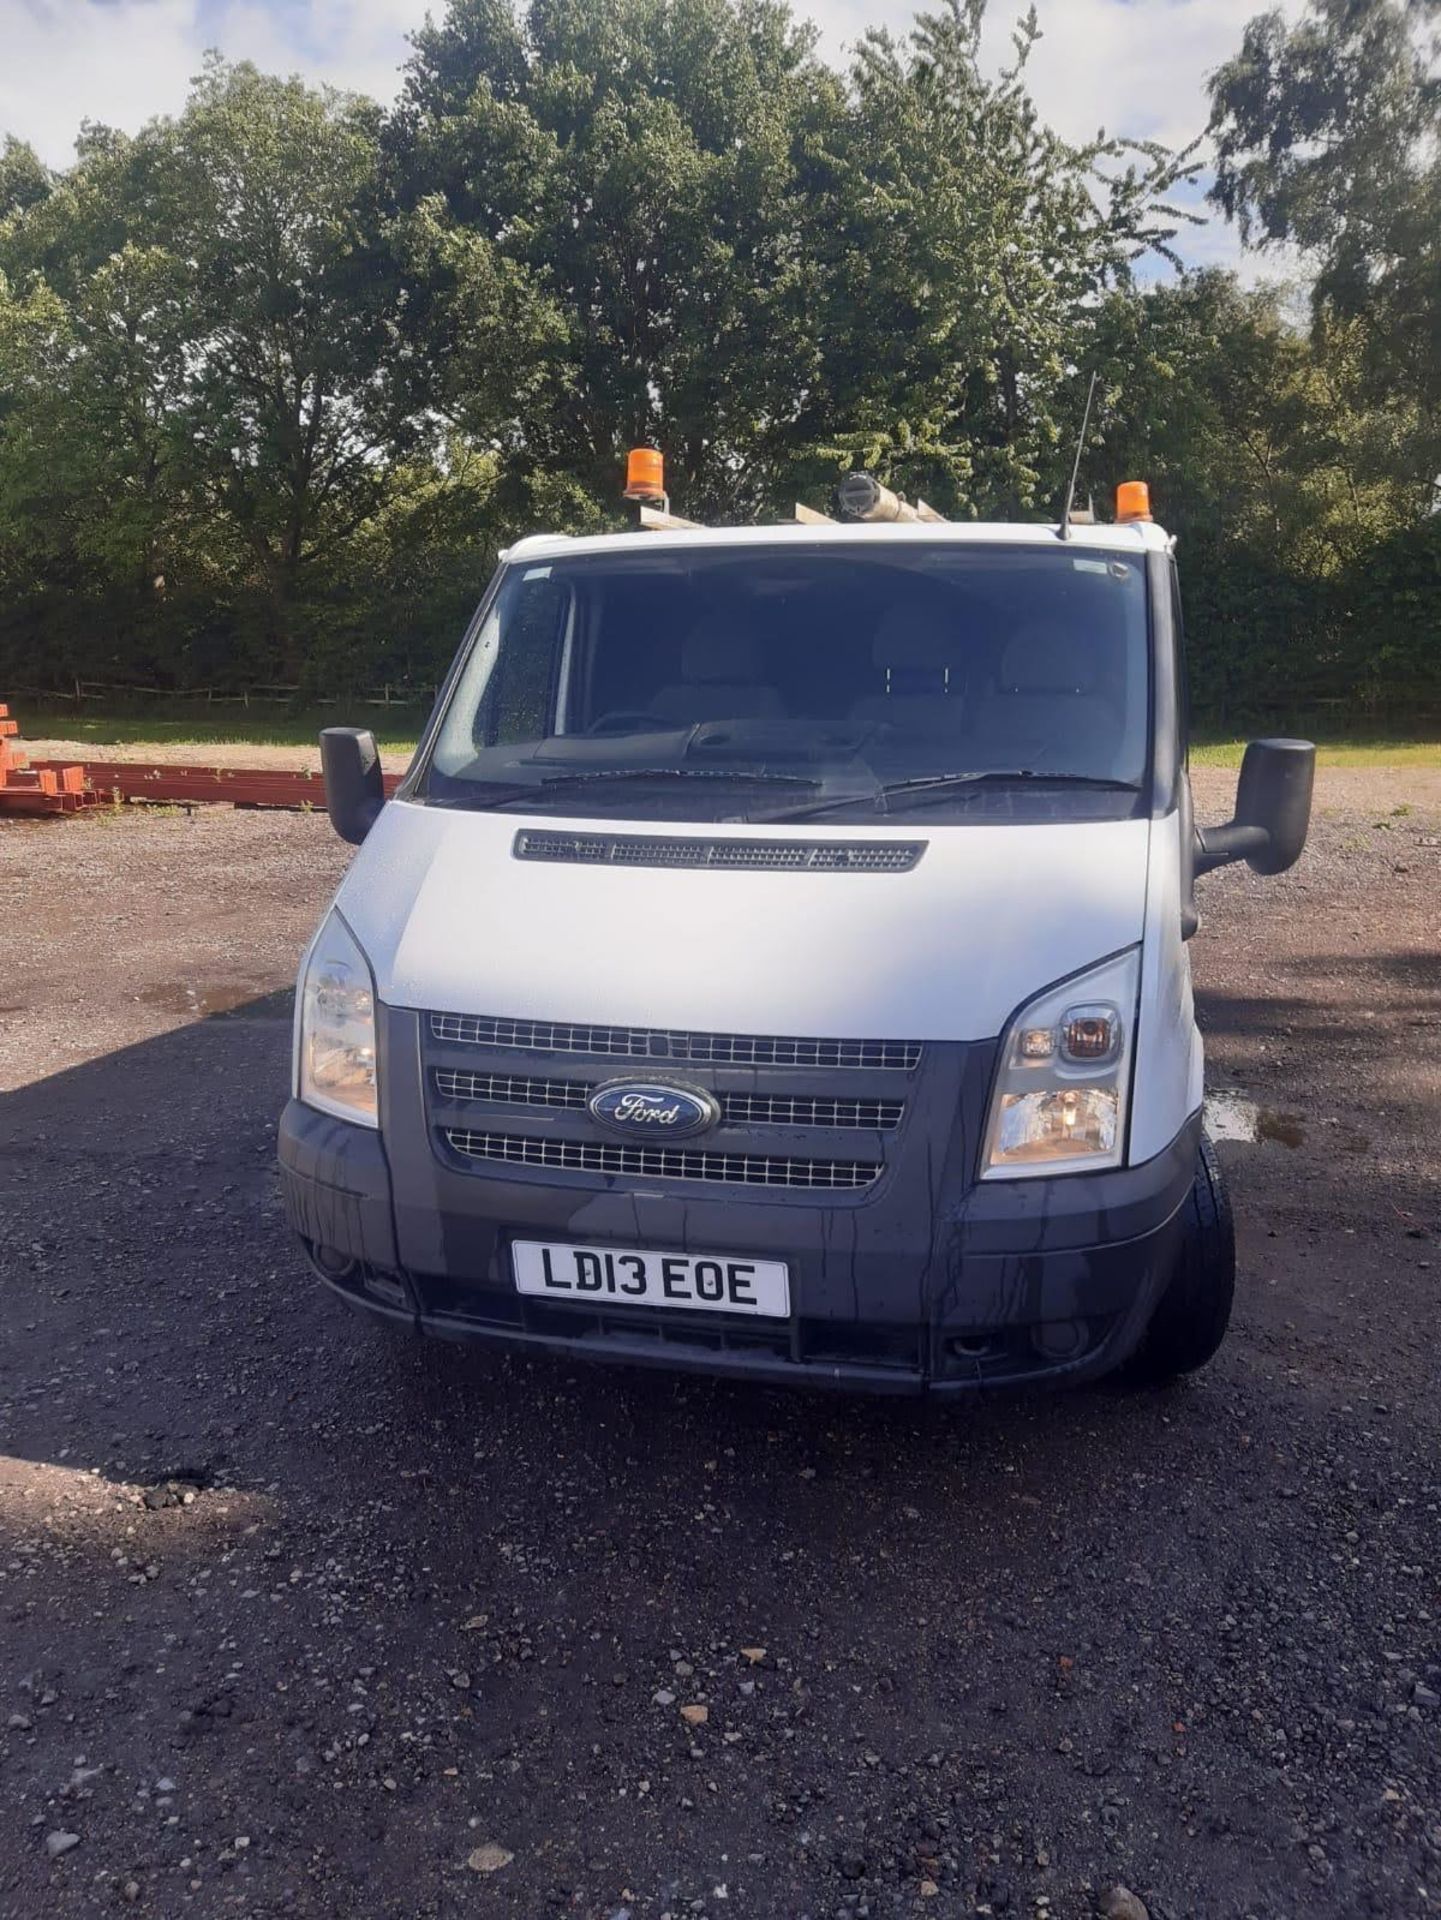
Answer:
xmin=278 ymin=480 xmax=1313 ymax=1393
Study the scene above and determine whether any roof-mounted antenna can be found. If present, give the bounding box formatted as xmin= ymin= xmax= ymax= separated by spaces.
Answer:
xmin=1057 ymin=369 xmax=1099 ymax=542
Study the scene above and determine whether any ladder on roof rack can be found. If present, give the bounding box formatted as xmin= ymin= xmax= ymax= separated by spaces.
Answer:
xmin=795 ymin=473 xmax=950 ymax=526
xmin=620 ymin=446 xmax=950 ymax=530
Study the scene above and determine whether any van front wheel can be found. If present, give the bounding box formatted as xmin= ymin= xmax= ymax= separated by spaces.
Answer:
xmin=1127 ymin=1133 xmax=1236 ymax=1385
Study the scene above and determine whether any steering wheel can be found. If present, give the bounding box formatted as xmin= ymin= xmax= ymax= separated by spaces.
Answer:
xmin=586 ymin=710 xmax=662 ymax=735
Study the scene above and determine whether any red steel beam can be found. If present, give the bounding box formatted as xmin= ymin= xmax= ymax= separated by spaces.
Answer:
xmin=30 ymin=760 xmax=403 ymax=810
xmin=0 ymin=788 xmax=95 ymax=815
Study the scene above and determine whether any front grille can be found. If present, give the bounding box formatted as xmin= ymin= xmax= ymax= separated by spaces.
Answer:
xmin=429 ymin=1013 xmax=922 ymax=1072
xmin=433 ymin=1069 xmax=903 ymax=1131
xmin=722 ymin=1093 xmax=904 ymax=1130
xmin=435 ymin=1069 xmax=588 ymax=1111
xmin=513 ymin=829 xmax=924 ymax=874
xmin=441 ymin=1129 xmax=881 ymax=1190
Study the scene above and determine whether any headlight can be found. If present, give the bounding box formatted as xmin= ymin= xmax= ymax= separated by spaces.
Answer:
xmin=981 ymin=948 xmax=1139 ymax=1179
xmin=297 ymin=910 xmax=378 ymax=1127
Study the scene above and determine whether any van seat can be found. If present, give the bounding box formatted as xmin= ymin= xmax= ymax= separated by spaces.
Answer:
xmin=649 ymin=616 xmax=786 ymax=724
xmin=849 ymin=602 xmax=967 ymax=738
xmin=968 ymin=624 xmax=1122 ymax=766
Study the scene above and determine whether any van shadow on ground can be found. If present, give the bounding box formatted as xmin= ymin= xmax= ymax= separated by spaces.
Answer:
xmin=0 ymin=977 xmax=1430 ymax=1497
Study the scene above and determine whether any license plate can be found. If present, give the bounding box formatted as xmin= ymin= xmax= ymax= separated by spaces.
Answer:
xmin=512 ymin=1240 xmax=790 ymax=1319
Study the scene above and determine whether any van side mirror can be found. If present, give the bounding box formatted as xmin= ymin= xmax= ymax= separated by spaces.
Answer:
xmin=1195 ymin=738 xmax=1315 ymax=877
xmin=320 ymin=727 xmax=385 ymax=845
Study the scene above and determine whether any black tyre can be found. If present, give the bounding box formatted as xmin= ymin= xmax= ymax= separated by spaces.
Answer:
xmin=1127 ymin=1133 xmax=1236 ymax=1384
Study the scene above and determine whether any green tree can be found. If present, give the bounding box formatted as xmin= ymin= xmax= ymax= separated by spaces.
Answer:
xmin=392 ymin=0 xmax=844 ymax=519
xmin=2 ymin=0 xmax=1438 ymax=717
xmin=164 ymin=60 xmax=421 ymax=677
xmin=0 ymin=232 xmax=203 ymax=685
xmin=394 ymin=0 xmax=1198 ymax=525
xmin=791 ymin=1 xmax=1200 ymax=519
xmin=0 ymin=138 xmax=52 ymax=221
xmin=1209 ymin=0 xmax=1441 ymax=497
xmin=1091 ymin=270 xmax=1426 ymax=718
xmin=1 ymin=60 xmax=431 ymax=684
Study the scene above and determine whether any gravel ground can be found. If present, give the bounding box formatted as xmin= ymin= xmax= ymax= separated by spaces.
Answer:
xmin=1 ymin=769 xmax=1438 ymax=1920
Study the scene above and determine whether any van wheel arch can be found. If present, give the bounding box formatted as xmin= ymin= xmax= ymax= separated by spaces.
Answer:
xmin=1125 ymin=1131 xmax=1236 ymax=1385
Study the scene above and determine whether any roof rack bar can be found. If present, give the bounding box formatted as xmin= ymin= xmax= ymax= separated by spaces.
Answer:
xmin=638 ymin=503 xmax=704 ymax=531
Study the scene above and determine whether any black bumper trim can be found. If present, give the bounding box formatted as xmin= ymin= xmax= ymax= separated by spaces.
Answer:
xmin=304 ymin=1257 xmax=1142 ymax=1397
xmin=280 ymin=1093 xmax=1199 ymax=1392
xmin=278 ymin=1101 xmax=398 ymax=1270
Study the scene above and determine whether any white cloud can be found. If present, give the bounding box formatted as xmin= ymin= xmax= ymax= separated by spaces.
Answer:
xmin=975 ymin=0 xmax=1280 ymax=153
xmin=797 ymin=0 xmax=1295 ymax=152
xmin=2 ymin=0 xmax=204 ymax=161
xmin=797 ymin=0 xmax=1307 ymax=272
xmin=1 ymin=0 xmax=1300 ymax=273
xmin=0 ymin=0 xmax=430 ymax=166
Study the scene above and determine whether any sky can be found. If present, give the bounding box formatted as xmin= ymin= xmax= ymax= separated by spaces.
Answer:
xmin=0 ymin=0 xmax=1298 ymax=277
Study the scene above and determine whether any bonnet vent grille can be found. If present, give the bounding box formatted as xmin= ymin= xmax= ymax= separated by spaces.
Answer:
xmin=512 ymin=830 xmax=922 ymax=874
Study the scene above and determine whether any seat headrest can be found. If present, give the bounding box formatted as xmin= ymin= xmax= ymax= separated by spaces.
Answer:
xmin=682 ymin=614 xmax=763 ymax=685
xmin=998 ymin=624 xmax=1098 ymax=694
xmin=871 ymin=602 xmax=960 ymax=672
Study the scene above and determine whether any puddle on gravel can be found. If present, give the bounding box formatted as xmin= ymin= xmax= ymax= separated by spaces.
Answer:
xmin=139 ymin=981 xmax=288 ymax=1020
xmin=1206 ymin=1091 xmax=1374 ymax=1154
xmin=1204 ymin=1090 xmax=1307 ymax=1148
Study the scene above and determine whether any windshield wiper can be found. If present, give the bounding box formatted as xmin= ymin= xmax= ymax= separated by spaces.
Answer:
xmin=750 ymin=771 xmax=1143 ymax=823
xmin=427 ymin=767 xmax=823 ymax=811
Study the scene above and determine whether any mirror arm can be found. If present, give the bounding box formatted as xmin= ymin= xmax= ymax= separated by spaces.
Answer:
xmin=1193 ymin=821 xmax=1270 ymax=876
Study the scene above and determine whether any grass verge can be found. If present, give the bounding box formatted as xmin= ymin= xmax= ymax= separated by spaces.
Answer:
xmin=15 ymin=708 xmax=1441 ymax=771
xmin=1191 ymin=737 xmax=1441 ymax=769
xmin=16 ymin=709 xmax=426 ymax=754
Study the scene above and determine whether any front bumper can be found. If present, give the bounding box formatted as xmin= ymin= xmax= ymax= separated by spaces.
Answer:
xmin=278 ymin=1094 xmax=1199 ymax=1395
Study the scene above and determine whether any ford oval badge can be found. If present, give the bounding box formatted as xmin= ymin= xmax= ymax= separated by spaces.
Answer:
xmin=587 ymin=1079 xmax=720 ymax=1139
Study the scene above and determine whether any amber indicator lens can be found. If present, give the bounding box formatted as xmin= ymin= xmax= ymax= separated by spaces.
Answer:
xmin=1061 ymin=1007 xmax=1119 ymax=1062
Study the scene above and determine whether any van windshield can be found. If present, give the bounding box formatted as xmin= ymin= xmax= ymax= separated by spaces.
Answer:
xmin=421 ymin=543 xmax=1151 ymax=824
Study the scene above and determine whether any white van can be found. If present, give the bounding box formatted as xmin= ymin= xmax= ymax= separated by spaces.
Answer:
xmin=279 ymin=476 xmax=1313 ymax=1393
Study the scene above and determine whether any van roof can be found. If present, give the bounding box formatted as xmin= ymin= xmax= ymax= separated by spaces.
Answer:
xmin=502 ymin=518 xmax=1173 ymax=564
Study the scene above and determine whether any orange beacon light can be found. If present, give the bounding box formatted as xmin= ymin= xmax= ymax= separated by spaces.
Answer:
xmin=1115 ymin=480 xmax=1152 ymax=523
xmin=624 ymin=447 xmax=666 ymax=503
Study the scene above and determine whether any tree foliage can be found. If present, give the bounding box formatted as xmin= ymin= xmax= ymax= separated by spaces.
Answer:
xmin=1209 ymin=0 xmax=1441 ymax=490
xmin=392 ymin=0 xmax=842 ymax=519
xmin=0 ymin=0 xmax=1436 ymax=718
